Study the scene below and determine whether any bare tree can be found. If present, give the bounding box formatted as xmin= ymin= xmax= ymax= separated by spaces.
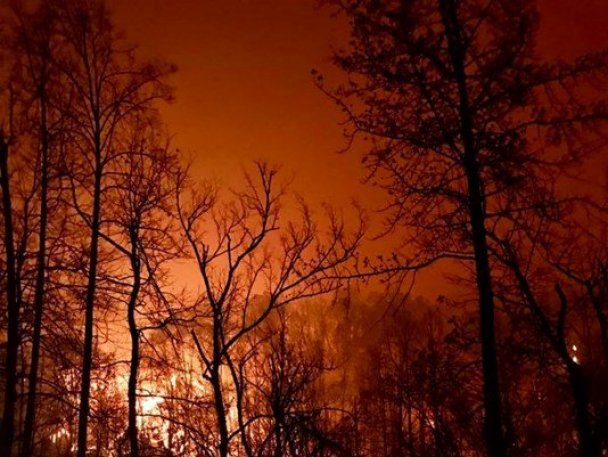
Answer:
xmin=4 ymin=4 xmax=62 ymax=455
xmin=45 ymin=1 xmax=174 ymax=454
xmin=496 ymin=241 xmax=600 ymax=456
xmin=101 ymin=120 xmax=183 ymax=457
xmin=487 ymin=196 xmax=608 ymax=456
xmin=245 ymin=309 xmax=350 ymax=457
xmin=179 ymin=163 xmax=362 ymax=457
xmin=320 ymin=1 xmax=608 ymax=454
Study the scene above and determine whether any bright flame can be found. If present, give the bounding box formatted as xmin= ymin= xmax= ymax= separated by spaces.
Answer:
xmin=49 ymin=361 xmax=212 ymax=455
xmin=141 ymin=395 xmax=163 ymax=415
xmin=571 ymin=344 xmax=580 ymax=364
xmin=50 ymin=427 xmax=69 ymax=444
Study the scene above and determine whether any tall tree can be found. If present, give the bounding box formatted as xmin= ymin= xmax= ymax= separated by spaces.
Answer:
xmin=0 ymin=128 xmax=19 ymax=456
xmin=321 ymin=0 xmax=608 ymax=455
xmin=49 ymin=1 xmax=174 ymax=455
xmin=8 ymin=4 xmax=58 ymax=455
xmin=103 ymin=121 xmax=182 ymax=457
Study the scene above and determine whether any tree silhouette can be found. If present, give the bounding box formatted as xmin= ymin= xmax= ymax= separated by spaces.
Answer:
xmin=0 ymin=0 xmax=607 ymax=456
xmin=41 ymin=1 xmax=174 ymax=454
xmin=6 ymin=4 xmax=60 ymax=455
xmin=319 ymin=1 xmax=608 ymax=454
xmin=0 ymin=127 xmax=19 ymax=455
xmin=105 ymin=120 xmax=182 ymax=457
xmin=180 ymin=163 xmax=362 ymax=457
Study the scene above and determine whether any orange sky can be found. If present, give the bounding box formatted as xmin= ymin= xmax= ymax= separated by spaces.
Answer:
xmin=106 ymin=0 xmax=608 ymax=198
xmin=106 ymin=0 xmax=608 ymax=299
xmin=108 ymin=0 xmax=365 ymax=207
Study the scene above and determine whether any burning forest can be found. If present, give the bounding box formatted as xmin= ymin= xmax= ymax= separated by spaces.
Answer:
xmin=0 ymin=0 xmax=607 ymax=456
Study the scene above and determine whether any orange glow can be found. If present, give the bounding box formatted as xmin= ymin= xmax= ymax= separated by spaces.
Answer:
xmin=106 ymin=0 xmax=608 ymax=299
xmin=1 ymin=2 xmax=607 ymax=456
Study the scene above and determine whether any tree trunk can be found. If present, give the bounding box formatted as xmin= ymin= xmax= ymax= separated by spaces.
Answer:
xmin=76 ymin=136 xmax=103 ymax=457
xmin=212 ymin=319 xmax=229 ymax=457
xmin=21 ymin=80 xmax=50 ymax=457
xmin=212 ymin=365 xmax=229 ymax=457
xmin=273 ymin=403 xmax=283 ymax=457
xmin=227 ymin=355 xmax=253 ymax=457
xmin=127 ymin=228 xmax=141 ymax=457
xmin=463 ymin=139 xmax=506 ymax=457
xmin=438 ymin=1 xmax=506 ymax=456
xmin=554 ymin=286 xmax=599 ymax=457
xmin=566 ymin=360 xmax=598 ymax=457
xmin=0 ymin=136 xmax=19 ymax=457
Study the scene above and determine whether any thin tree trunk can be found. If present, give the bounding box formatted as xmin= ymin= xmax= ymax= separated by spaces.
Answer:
xmin=273 ymin=403 xmax=283 ymax=457
xmin=226 ymin=354 xmax=253 ymax=457
xmin=21 ymin=79 xmax=50 ymax=457
xmin=0 ymin=135 xmax=19 ymax=457
xmin=127 ymin=227 xmax=141 ymax=457
xmin=76 ymin=134 xmax=103 ymax=457
xmin=212 ymin=318 xmax=229 ymax=457
xmin=565 ymin=359 xmax=598 ymax=456
xmin=212 ymin=365 xmax=229 ymax=457
xmin=438 ymin=1 xmax=506 ymax=455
